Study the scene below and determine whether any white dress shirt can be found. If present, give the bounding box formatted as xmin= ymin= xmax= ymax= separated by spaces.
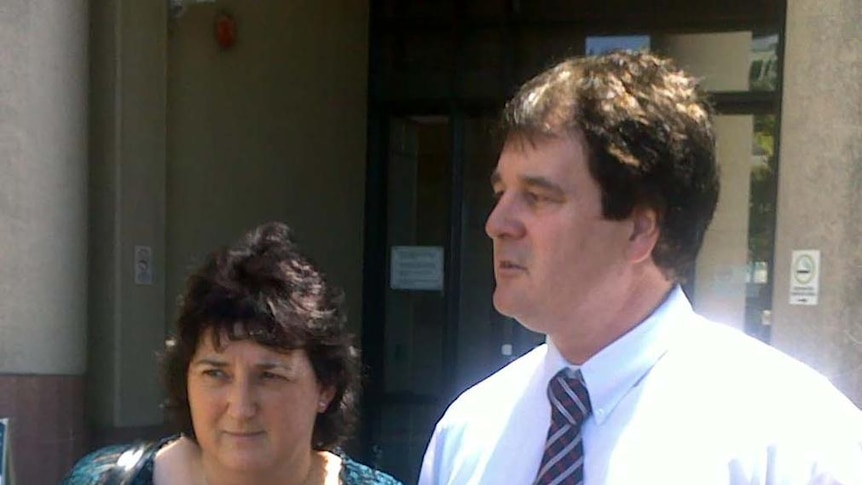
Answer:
xmin=418 ymin=287 xmax=862 ymax=485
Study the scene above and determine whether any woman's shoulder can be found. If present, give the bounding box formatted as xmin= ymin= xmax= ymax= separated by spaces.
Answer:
xmin=61 ymin=443 xmax=134 ymax=485
xmin=341 ymin=455 xmax=406 ymax=485
xmin=60 ymin=437 xmax=174 ymax=485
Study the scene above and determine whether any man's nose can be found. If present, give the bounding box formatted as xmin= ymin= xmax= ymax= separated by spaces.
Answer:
xmin=485 ymin=194 xmax=524 ymax=240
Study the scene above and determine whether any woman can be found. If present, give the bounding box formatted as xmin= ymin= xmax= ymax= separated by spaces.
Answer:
xmin=62 ymin=222 xmax=403 ymax=485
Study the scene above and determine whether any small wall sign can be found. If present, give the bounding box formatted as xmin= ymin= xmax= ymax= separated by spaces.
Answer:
xmin=789 ymin=249 xmax=820 ymax=305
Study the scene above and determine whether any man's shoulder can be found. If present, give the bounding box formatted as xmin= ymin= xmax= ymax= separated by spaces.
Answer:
xmin=440 ymin=344 xmax=547 ymax=424
xmin=679 ymin=315 xmax=827 ymax=377
xmin=669 ymin=314 xmax=857 ymax=416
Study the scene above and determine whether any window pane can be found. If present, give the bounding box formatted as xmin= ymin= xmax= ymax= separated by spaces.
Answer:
xmin=585 ymin=35 xmax=650 ymax=55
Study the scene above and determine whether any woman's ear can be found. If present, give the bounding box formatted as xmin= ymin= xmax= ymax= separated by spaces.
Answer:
xmin=626 ymin=206 xmax=660 ymax=263
xmin=317 ymin=386 xmax=337 ymax=413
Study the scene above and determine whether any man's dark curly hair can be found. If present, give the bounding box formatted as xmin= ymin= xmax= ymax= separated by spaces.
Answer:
xmin=502 ymin=50 xmax=720 ymax=281
xmin=161 ymin=222 xmax=359 ymax=450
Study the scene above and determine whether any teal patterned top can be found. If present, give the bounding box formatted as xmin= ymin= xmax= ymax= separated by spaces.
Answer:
xmin=60 ymin=436 xmax=404 ymax=485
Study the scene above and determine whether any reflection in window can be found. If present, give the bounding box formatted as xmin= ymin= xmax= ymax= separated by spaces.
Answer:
xmin=750 ymin=34 xmax=779 ymax=91
xmin=586 ymin=35 xmax=650 ymax=55
xmin=745 ymin=114 xmax=777 ymax=342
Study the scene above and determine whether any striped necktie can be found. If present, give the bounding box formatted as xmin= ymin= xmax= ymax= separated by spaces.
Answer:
xmin=534 ymin=368 xmax=592 ymax=485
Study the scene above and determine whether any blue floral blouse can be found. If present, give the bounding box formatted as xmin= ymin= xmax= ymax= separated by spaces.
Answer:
xmin=60 ymin=436 xmax=404 ymax=485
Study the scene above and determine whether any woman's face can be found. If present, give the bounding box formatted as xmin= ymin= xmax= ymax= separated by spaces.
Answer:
xmin=187 ymin=330 xmax=334 ymax=474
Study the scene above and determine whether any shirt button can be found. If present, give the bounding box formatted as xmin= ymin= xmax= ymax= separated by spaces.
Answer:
xmin=596 ymin=408 xmax=605 ymax=418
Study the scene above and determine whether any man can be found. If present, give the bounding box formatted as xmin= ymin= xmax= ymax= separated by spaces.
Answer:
xmin=418 ymin=51 xmax=862 ymax=485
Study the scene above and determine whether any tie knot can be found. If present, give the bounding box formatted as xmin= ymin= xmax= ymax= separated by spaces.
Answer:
xmin=548 ymin=368 xmax=591 ymax=426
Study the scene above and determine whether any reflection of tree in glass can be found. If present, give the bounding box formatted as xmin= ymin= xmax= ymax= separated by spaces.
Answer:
xmin=748 ymin=114 xmax=777 ymax=265
xmin=745 ymin=114 xmax=778 ymax=342
xmin=749 ymin=34 xmax=779 ymax=91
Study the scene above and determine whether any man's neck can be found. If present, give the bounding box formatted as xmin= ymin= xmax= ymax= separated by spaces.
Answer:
xmin=550 ymin=270 xmax=673 ymax=365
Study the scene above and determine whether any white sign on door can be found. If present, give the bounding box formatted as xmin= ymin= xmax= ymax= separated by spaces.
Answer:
xmin=789 ymin=249 xmax=820 ymax=305
xmin=390 ymin=246 xmax=444 ymax=291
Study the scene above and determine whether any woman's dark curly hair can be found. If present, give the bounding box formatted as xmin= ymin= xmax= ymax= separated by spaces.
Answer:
xmin=161 ymin=222 xmax=359 ymax=450
xmin=502 ymin=50 xmax=720 ymax=282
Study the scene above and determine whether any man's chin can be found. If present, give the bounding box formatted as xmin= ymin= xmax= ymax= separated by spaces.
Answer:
xmin=492 ymin=290 xmax=522 ymax=320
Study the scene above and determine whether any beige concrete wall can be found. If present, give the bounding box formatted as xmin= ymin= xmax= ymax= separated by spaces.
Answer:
xmin=0 ymin=0 xmax=89 ymax=374
xmin=166 ymin=0 xmax=369 ymax=334
xmin=0 ymin=1 xmax=90 ymax=481
xmin=772 ymin=0 xmax=862 ymax=405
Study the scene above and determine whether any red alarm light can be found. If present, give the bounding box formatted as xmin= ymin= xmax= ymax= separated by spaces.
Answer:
xmin=214 ymin=11 xmax=237 ymax=50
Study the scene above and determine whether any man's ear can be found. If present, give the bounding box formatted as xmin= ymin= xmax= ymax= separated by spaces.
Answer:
xmin=626 ymin=206 xmax=660 ymax=263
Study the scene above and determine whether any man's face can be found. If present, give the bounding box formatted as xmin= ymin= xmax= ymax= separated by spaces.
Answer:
xmin=486 ymin=134 xmax=633 ymax=335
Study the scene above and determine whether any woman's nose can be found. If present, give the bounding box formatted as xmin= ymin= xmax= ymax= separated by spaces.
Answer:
xmin=227 ymin=379 xmax=258 ymax=419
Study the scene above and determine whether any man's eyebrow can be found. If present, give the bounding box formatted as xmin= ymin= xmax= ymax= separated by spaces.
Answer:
xmin=520 ymin=175 xmax=565 ymax=196
xmin=189 ymin=359 xmax=293 ymax=371
xmin=489 ymin=172 xmax=566 ymax=197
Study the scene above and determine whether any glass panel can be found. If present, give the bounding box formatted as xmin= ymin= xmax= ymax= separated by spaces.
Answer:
xmin=380 ymin=32 xmax=451 ymax=100
xmin=692 ymin=115 xmax=754 ymax=329
xmin=515 ymin=29 xmax=585 ymax=84
xmin=749 ymin=34 xmax=779 ymax=91
xmin=456 ymin=117 xmax=546 ymax=394
xmin=585 ymin=35 xmax=650 ymax=55
xmin=379 ymin=116 xmax=451 ymax=482
xmin=458 ymin=30 xmax=506 ymax=99
xmin=691 ymin=114 xmax=777 ymax=340
xmin=652 ymin=32 xmax=753 ymax=92
xmin=651 ymin=31 xmax=779 ymax=92
xmin=745 ymin=114 xmax=777 ymax=341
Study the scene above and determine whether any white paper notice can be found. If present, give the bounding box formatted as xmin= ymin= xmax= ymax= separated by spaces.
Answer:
xmin=390 ymin=246 xmax=444 ymax=290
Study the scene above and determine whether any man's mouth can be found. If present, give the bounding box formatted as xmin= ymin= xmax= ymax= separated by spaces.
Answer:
xmin=498 ymin=260 xmax=525 ymax=271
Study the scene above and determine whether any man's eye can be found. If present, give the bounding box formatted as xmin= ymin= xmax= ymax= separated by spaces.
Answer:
xmin=525 ymin=191 xmax=545 ymax=204
xmin=261 ymin=371 xmax=286 ymax=381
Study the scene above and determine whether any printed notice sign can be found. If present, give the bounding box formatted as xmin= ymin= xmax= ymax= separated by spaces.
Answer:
xmin=789 ymin=249 xmax=820 ymax=305
xmin=390 ymin=246 xmax=444 ymax=291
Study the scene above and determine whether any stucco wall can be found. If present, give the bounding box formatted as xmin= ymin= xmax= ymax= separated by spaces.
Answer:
xmin=772 ymin=0 xmax=862 ymax=406
xmin=87 ymin=0 xmax=369 ymax=432
xmin=166 ymin=0 xmax=369 ymax=338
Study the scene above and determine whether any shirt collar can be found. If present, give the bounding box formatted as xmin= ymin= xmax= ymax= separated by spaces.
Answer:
xmin=543 ymin=286 xmax=692 ymax=425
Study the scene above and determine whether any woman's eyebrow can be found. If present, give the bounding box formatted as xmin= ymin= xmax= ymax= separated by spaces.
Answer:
xmin=190 ymin=358 xmax=227 ymax=368
xmin=255 ymin=361 xmax=293 ymax=371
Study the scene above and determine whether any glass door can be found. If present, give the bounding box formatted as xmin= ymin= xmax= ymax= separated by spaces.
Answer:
xmin=372 ymin=115 xmax=452 ymax=482
xmin=369 ymin=113 xmax=544 ymax=482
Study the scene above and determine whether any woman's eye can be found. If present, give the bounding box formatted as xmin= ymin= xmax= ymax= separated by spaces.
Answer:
xmin=202 ymin=369 xmax=226 ymax=379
